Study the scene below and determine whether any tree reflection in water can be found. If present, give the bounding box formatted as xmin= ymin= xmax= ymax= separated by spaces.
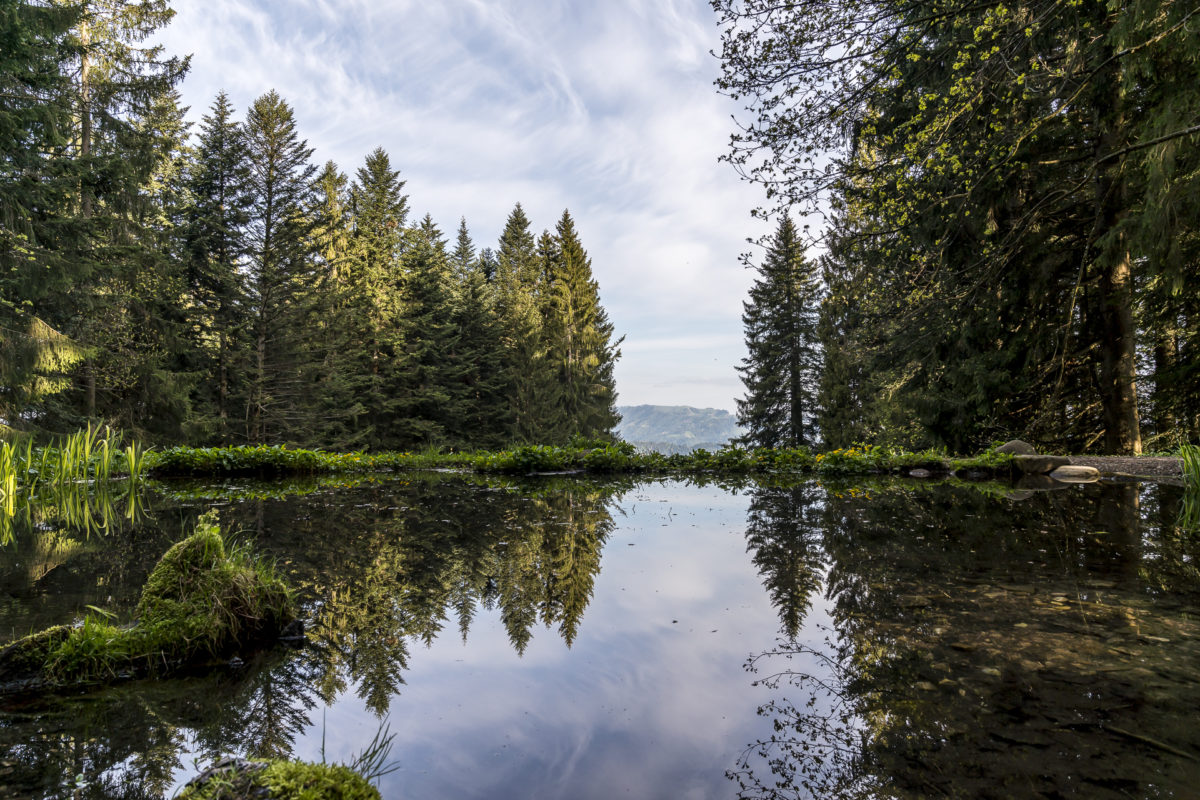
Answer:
xmin=733 ymin=480 xmax=1200 ymax=800
xmin=0 ymin=473 xmax=627 ymax=796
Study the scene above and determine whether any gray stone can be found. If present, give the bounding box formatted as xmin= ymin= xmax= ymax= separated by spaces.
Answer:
xmin=1013 ymin=454 xmax=1071 ymax=474
xmin=908 ymin=468 xmax=934 ymax=478
xmin=996 ymin=439 xmax=1037 ymax=456
xmin=1049 ymin=465 xmax=1101 ymax=483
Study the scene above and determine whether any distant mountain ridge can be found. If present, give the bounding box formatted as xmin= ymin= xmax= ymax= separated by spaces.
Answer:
xmin=616 ymin=405 xmax=742 ymax=451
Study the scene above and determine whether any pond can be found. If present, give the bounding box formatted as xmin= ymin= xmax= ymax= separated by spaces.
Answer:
xmin=1 ymin=473 xmax=1198 ymax=799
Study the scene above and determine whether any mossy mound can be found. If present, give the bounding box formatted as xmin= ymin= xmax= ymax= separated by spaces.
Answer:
xmin=179 ymin=757 xmax=380 ymax=800
xmin=0 ymin=514 xmax=293 ymax=691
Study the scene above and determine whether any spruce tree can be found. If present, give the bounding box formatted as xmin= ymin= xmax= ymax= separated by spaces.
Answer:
xmin=494 ymin=203 xmax=548 ymax=442
xmin=344 ymin=147 xmax=408 ymax=447
xmin=308 ymin=160 xmax=367 ymax=449
xmin=736 ymin=216 xmax=821 ymax=450
xmin=544 ymin=210 xmax=621 ymax=441
xmin=242 ymin=90 xmax=319 ymax=443
xmin=450 ymin=217 xmax=476 ymax=283
xmin=65 ymin=0 xmax=188 ymax=421
xmin=0 ymin=0 xmax=89 ymax=427
xmin=445 ymin=218 xmax=507 ymax=447
xmin=391 ymin=215 xmax=462 ymax=447
xmin=185 ymin=91 xmax=252 ymax=442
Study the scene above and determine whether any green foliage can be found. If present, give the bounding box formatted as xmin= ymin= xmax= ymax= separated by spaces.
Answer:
xmin=146 ymin=441 xmax=1012 ymax=481
xmin=1181 ymin=445 xmax=1200 ymax=489
xmin=1181 ymin=444 xmax=1200 ymax=530
xmin=715 ymin=0 xmax=1200 ymax=454
xmin=736 ymin=216 xmax=821 ymax=449
xmin=179 ymin=760 xmax=380 ymax=800
xmin=0 ymin=425 xmax=149 ymax=498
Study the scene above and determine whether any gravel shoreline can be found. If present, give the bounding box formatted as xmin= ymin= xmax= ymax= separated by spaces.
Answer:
xmin=1067 ymin=455 xmax=1183 ymax=479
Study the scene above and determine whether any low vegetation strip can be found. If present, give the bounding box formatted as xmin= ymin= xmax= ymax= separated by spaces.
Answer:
xmin=148 ymin=442 xmax=1015 ymax=478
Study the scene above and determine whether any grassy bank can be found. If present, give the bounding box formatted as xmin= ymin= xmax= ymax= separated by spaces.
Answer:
xmin=148 ymin=441 xmax=1014 ymax=479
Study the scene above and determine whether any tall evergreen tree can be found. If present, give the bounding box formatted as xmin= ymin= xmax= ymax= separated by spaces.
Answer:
xmin=391 ymin=215 xmax=462 ymax=447
xmin=0 ymin=0 xmax=88 ymax=427
xmin=736 ymin=216 xmax=821 ymax=449
xmin=445 ymin=218 xmax=508 ymax=447
xmin=307 ymin=160 xmax=367 ymax=449
xmin=543 ymin=210 xmax=621 ymax=441
xmin=344 ymin=147 xmax=407 ymax=448
xmin=242 ymin=90 xmax=318 ymax=443
xmin=185 ymin=91 xmax=252 ymax=442
xmin=494 ymin=203 xmax=548 ymax=443
xmin=64 ymin=0 xmax=188 ymax=421
xmin=450 ymin=217 xmax=475 ymax=283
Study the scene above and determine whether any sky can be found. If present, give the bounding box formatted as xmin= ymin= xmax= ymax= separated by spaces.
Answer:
xmin=159 ymin=0 xmax=770 ymax=413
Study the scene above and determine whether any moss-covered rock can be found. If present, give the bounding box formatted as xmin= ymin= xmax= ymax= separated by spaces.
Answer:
xmin=179 ymin=757 xmax=380 ymax=800
xmin=0 ymin=513 xmax=294 ymax=691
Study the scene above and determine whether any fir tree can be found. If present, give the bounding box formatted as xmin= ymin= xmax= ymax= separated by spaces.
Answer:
xmin=445 ymin=218 xmax=507 ymax=447
xmin=391 ymin=215 xmax=462 ymax=447
xmin=0 ymin=0 xmax=88 ymax=426
xmin=344 ymin=147 xmax=408 ymax=447
xmin=308 ymin=160 xmax=367 ymax=449
xmin=65 ymin=0 xmax=188 ymax=421
xmin=450 ymin=217 xmax=476 ymax=283
xmin=544 ymin=210 xmax=621 ymax=441
xmin=185 ymin=91 xmax=252 ymax=442
xmin=242 ymin=90 xmax=319 ymax=443
xmin=494 ymin=203 xmax=547 ymax=443
xmin=736 ymin=216 xmax=821 ymax=450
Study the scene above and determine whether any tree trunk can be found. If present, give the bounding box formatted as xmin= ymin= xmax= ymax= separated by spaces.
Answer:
xmin=1092 ymin=38 xmax=1142 ymax=456
xmin=1152 ymin=329 xmax=1176 ymax=444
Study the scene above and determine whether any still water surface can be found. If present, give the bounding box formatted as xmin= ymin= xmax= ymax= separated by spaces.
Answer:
xmin=1 ymin=474 xmax=1198 ymax=798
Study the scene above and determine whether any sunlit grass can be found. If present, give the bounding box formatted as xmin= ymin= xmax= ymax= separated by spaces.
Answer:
xmin=1180 ymin=444 xmax=1200 ymax=530
xmin=0 ymin=425 xmax=151 ymax=544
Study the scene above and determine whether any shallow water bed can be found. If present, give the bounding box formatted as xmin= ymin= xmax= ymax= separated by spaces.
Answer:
xmin=1 ymin=474 xmax=1197 ymax=798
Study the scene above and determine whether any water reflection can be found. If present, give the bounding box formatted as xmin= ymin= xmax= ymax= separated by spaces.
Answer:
xmin=1 ymin=474 xmax=1198 ymax=798
xmin=733 ymin=480 xmax=1200 ymax=800
xmin=219 ymin=474 xmax=625 ymax=717
xmin=0 ymin=648 xmax=318 ymax=797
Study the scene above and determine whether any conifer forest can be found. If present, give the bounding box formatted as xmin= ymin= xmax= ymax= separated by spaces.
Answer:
xmin=0 ymin=0 xmax=620 ymax=451
xmin=721 ymin=0 xmax=1200 ymax=455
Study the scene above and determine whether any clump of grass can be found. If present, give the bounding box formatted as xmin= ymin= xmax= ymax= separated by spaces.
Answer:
xmin=1181 ymin=444 xmax=1200 ymax=489
xmin=1180 ymin=444 xmax=1200 ymax=530
xmin=0 ymin=424 xmax=150 ymax=496
xmin=179 ymin=760 xmax=381 ymax=800
xmin=0 ymin=512 xmax=293 ymax=689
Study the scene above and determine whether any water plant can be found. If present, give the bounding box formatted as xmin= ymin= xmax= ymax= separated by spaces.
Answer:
xmin=1182 ymin=444 xmax=1200 ymax=488
xmin=1179 ymin=444 xmax=1200 ymax=530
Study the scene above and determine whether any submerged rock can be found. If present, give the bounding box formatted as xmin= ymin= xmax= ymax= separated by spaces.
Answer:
xmin=0 ymin=513 xmax=294 ymax=692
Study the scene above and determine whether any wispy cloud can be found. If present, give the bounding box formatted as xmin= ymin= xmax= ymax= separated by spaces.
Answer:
xmin=161 ymin=0 xmax=768 ymax=411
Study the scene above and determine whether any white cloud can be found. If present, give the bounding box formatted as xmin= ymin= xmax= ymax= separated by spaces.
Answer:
xmin=161 ymin=0 xmax=769 ymax=412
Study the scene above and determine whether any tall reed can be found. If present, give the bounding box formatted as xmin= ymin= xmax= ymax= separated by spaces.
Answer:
xmin=1182 ymin=444 xmax=1200 ymax=489
xmin=1180 ymin=444 xmax=1200 ymax=530
xmin=0 ymin=426 xmax=151 ymax=544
